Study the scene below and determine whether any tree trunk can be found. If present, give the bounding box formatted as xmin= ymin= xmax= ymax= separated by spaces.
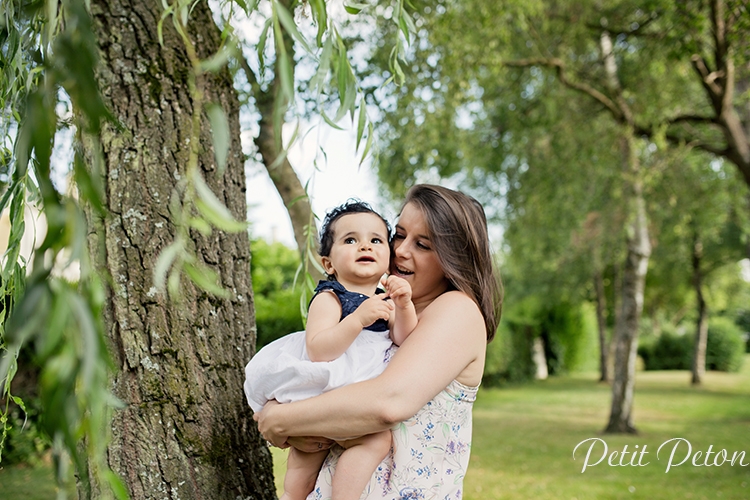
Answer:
xmin=594 ymin=269 xmax=609 ymax=383
xmin=84 ymin=1 xmax=275 ymax=497
xmin=249 ymin=0 xmax=322 ymax=280
xmin=605 ymin=133 xmax=651 ymax=434
xmin=255 ymin=93 xmax=321 ymax=273
xmin=610 ymin=259 xmax=621 ymax=379
xmin=691 ymin=229 xmax=709 ymax=385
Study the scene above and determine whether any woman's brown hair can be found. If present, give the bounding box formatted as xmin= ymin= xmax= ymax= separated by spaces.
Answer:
xmin=403 ymin=184 xmax=503 ymax=341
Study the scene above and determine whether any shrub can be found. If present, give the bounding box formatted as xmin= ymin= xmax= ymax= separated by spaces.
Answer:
xmin=539 ymin=302 xmax=598 ymax=375
xmin=638 ymin=317 xmax=744 ymax=372
xmin=250 ymin=239 xmax=304 ymax=348
xmin=706 ymin=317 xmax=745 ymax=372
xmin=639 ymin=325 xmax=692 ymax=371
xmin=254 ymin=289 xmax=304 ymax=348
xmin=653 ymin=332 xmax=693 ymax=370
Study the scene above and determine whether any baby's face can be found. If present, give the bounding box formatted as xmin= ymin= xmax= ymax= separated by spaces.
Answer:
xmin=323 ymin=212 xmax=390 ymax=285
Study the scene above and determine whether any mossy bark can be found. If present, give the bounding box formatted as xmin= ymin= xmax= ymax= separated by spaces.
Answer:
xmin=83 ymin=1 xmax=275 ymax=497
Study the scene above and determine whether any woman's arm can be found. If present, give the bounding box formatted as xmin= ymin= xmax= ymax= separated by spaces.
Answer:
xmin=255 ymin=291 xmax=486 ymax=445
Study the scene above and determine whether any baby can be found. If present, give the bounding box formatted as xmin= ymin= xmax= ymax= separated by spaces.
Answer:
xmin=245 ymin=200 xmax=417 ymax=499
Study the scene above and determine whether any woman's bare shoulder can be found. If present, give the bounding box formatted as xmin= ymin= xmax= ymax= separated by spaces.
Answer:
xmin=425 ymin=290 xmax=482 ymax=316
xmin=418 ymin=290 xmax=485 ymax=336
xmin=398 ymin=290 xmax=485 ymax=389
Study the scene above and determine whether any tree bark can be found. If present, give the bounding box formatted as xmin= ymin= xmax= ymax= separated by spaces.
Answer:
xmin=84 ymin=1 xmax=275 ymax=497
xmin=605 ymin=133 xmax=651 ymax=434
xmin=594 ymin=269 xmax=609 ymax=383
xmin=691 ymin=228 xmax=709 ymax=385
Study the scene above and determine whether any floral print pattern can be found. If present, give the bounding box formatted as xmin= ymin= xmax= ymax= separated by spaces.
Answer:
xmin=307 ymin=379 xmax=478 ymax=500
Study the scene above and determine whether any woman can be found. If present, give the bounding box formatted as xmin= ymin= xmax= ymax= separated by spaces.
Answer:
xmin=254 ymin=184 xmax=503 ymax=498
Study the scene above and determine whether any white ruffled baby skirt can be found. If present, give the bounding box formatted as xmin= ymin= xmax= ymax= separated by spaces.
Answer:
xmin=244 ymin=328 xmax=394 ymax=412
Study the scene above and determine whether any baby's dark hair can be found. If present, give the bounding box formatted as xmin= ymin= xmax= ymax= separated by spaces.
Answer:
xmin=318 ymin=200 xmax=392 ymax=258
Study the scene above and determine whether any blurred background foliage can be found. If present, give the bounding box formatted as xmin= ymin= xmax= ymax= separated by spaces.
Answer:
xmin=250 ymin=238 xmax=305 ymax=348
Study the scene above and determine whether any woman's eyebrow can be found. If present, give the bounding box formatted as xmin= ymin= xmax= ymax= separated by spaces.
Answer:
xmin=394 ymin=224 xmax=430 ymax=240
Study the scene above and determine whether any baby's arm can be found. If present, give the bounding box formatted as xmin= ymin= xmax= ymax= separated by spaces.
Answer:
xmin=383 ymin=275 xmax=418 ymax=346
xmin=306 ymin=291 xmax=393 ymax=362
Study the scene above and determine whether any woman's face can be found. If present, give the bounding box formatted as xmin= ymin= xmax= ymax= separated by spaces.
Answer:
xmin=391 ymin=202 xmax=449 ymax=305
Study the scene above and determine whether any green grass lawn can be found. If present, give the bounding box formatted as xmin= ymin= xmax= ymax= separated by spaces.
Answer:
xmin=272 ymin=357 xmax=750 ymax=499
xmin=0 ymin=454 xmax=76 ymax=500
xmin=465 ymin=359 xmax=750 ymax=500
xmin=4 ymin=357 xmax=749 ymax=499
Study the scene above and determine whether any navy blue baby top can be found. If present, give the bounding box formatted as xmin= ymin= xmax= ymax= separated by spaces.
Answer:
xmin=312 ymin=280 xmax=389 ymax=332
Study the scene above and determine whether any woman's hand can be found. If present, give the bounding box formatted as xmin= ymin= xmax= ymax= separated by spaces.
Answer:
xmin=286 ymin=436 xmax=335 ymax=453
xmin=253 ymin=400 xmax=289 ymax=448
xmin=254 ymin=401 xmax=334 ymax=452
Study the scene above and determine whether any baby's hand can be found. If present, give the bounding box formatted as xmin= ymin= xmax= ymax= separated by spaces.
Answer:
xmin=382 ymin=275 xmax=413 ymax=309
xmin=354 ymin=294 xmax=394 ymax=328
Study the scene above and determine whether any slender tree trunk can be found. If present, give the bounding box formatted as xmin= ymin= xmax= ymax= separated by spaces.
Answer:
xmin=85 ymin=1 xmax=275 ymax=497
xmin=605 ymin=133 xmax=651 ymax=434
xmin=610 ymin=259 xmax=621 ymax=379
xmin=255 ymin=91 xmax=319 ymax=268
xmin=691 ymin=229 xmax=709 ymax=385
xmin=250 ymin=0 xmax=322 ymax=280
xmin=594 ymin=269 xmax=609 ymax=382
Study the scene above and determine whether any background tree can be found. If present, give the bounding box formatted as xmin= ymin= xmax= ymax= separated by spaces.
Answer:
xmin=236 ymin=0 xmax=319 ymax=271
xmin=361 ymin=0 xmax=749 ymax=430
xmin=643 ymin=150 xmax=747 ymax=384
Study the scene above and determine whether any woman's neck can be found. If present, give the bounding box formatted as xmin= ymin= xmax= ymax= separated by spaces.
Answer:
xmin=412 ymin=280 xmax=451 ymax=315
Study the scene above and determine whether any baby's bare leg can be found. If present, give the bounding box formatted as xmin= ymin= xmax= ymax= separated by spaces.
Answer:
xmin=282 ymin=447 xmax=329 ymax=500
xmin=332 ymin=431 xmax=392 ymax=500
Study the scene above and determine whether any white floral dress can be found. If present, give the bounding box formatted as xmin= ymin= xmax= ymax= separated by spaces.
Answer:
xmin=307 ymin=379 xmax=478 ymax=500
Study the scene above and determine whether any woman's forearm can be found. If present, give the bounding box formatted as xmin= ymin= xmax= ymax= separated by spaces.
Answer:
xmin=260 ymin=377 xmax=403 ymax=442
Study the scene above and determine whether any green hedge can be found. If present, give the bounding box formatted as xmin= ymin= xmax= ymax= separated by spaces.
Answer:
xmin=638 ymin=317 xmax=744 ymax=373
xmin=250 ymin=239 xmax=304 ymax=349
xmin=483 ymin=299 xmax=597 ymax=385
xmin=254 ymin=289 xmax=304 ymax=348
xmin=705 ymin=317 xmax=745 ymax=372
